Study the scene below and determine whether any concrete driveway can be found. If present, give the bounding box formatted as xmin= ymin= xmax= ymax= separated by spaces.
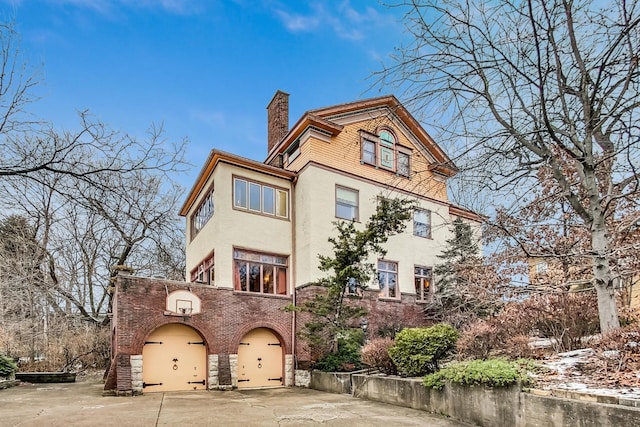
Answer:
xmin=0 ymin=374 xmax=470 ymax=426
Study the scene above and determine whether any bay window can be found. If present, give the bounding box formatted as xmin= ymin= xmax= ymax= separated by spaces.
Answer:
xmin=234 ymin=250 xmax=288 ymax=295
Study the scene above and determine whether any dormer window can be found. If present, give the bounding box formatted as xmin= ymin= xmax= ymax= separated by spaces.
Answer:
xmin=360 ymin=129 xmax=411 ymax=177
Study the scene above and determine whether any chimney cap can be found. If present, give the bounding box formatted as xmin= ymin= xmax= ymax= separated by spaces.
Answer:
xmin=266 ymin=90 xmax=290 ymax=110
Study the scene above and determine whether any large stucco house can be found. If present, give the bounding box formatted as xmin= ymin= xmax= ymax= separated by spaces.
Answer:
xmin=104 ymin=92 xmax=481 ymax=394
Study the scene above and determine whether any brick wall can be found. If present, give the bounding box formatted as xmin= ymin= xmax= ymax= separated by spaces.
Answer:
xmin=294 ymin=285 xmax=428 ymax=366
xmin=267 ymin=90 xmax=289 ymax=154
xmin=108 ymin=275 xmax=293 ymax=391
xmin=114 ymin=275 xmax=293 ymax=355
xmin=108 ymin=275 xmax=428 ymax=391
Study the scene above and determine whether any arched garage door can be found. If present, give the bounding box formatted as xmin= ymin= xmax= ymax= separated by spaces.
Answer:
xmin=237 ymin=328 xmax=283 ymax=388
xmin=142 ymin=324 xmax=206 ymax=392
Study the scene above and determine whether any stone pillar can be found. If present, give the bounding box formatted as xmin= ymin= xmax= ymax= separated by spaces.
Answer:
xmin=229 ymin=354 xmax=238 ymax=388
xmin=295 ymin=370 xmax=311 ymax=387
xmin=284 ymin=354 xmax=294 ymax=387
xmin=207 ymin=354 xmax=219 ymax=389
xmin=130 ymin=355 xmax=143 ymax=394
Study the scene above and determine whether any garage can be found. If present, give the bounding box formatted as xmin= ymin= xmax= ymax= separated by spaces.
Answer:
xmin=142 ymin=324 xmax=207 ymax=392
xmin=237 ymin=328 xmax=283 ymax=388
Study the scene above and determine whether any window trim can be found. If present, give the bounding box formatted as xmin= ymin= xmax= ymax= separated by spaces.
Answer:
xmin=414 ymin=265 xmax=432 ymax=302
xmin=397 ymin=150 xmax=411 ymax=177
xmin=335 ymin=185 xmax=359 ymax=221
xmin=190 ymin=252 xmax=215 ymax=285
xmin=359 ymin=128 xmax=411 ymax=178
xmin=361 ymin=138 xmax=377 ymax=166
xmin=190 ymin=185 xmax=215 ymax=240
xmin=413 ymin=209 xmax=432 ymax=239
xmin=232 ymin=176 xmax=289 ymax=220
xmin=233 ymin=248 xmax=289 ymax=296
xmin=377 ymin=259 xmax=400 ymax=300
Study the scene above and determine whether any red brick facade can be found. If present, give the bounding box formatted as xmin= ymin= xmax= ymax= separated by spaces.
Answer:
xmin=105 ymin=275 xmax=430 ymax=392
xmin=105 ymin=275 xmax=293 ymax=392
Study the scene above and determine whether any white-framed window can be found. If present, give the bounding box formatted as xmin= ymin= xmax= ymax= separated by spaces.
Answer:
xmin=362 ymin=139 xmax=376 ymax=165
xmin=413 ymin=209 xmax=432 ymax=238
xmin=233 ymin=177 xmax=289 ymax=219
xmin=233 ymin=249 xmax=288 ymax=295
xmin=335 ymin=186 xmax=359 ymax=221
xmin=414 ymin=266 xmax=432 ymax=301
xmin=190 ymin=186 xmax=214 ymax=240
xmin=378 ymin=260 xmax=399 ymax=299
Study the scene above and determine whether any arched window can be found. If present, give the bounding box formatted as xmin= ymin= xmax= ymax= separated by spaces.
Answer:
xmin=378 ymin=129 xmax=396 ymax=169
xmin=360 ymin=128 xmax=411 ymax=177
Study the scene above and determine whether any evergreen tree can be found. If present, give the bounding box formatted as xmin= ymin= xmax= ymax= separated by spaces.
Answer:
xmin=292 ymin=197 xmax=414 ymax=368
xmin=429 ymin=218 xmax=495 ymax=327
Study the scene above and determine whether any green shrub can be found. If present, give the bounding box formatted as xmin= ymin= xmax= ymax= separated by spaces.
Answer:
xmin=423 ymin=358 xmax=535 ymax=390
xmin=388 ymin=324 xmax=459 ymax=376
xmin=314 ymin=328 xmax=364 ymax=372
xmin=0 ymin=355 xmax=17 ymax=377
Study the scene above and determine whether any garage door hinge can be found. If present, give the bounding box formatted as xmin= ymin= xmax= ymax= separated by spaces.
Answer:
xmin=268 ymin=343 xmax=282 ymax=346
xmin=188 ymin=341 xmax=205 ymax=345
xmin=238 ymin=379 xmax=250 ymax=382
xmin=239 ymin=342 xmax=250 ymax=345
xmin=268 ymin=377 xmax=283 ymax=381
xmin=188 ymin=380 xmax=206 ymax=385
xmin=144 ymin=341 xmax=163 ymax=345
xmin=143 ymin=382 xmax=163 ymax=388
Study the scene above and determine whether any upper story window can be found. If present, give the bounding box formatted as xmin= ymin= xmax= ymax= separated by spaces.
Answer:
xmin=233 ymin=249 xmax=288 ymax=295
xmin=286 ymin=140 xmax=300 ymax=164
xmin=414 ymin=266 xmax=432 ymax=301
xmin=378 ymin=260 xmax=399 ymax=299
xmin=413 ymin=209 xmax=432 ymax=239
xmin=335 ymin=186 xmax=359 ymax=221
xmin=190 ymin=186 xmax=214 ymax=239
xmin=361 ymin=129 xmax=411 ymax=177
xmin=397 ymin=151 xmax=410 ymax=177
xmin=233 ymin=177 xmax=288 ymax=219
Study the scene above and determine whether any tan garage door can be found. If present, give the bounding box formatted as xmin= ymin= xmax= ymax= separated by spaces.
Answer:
xmin=142 ymin=324 xmax=206 ymax=392
xmin=237 ymin=328 xmax=283 ymax=388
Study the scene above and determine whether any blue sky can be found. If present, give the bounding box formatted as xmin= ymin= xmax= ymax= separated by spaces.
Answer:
xmin=8 ymin=0 xmax=409 ymax=186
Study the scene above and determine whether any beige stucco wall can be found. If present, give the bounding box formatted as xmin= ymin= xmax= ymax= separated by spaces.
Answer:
xmin=186 ymin=162 xmax=293 ymax=290
xmin=184 ymin=107 xmax=479 ymax=297
xmin=293 ymin=164 xmax=452 ymax=294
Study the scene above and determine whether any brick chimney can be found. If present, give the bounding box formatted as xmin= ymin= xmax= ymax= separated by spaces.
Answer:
xmin=267 ymin=90 xmax=289 ymax=154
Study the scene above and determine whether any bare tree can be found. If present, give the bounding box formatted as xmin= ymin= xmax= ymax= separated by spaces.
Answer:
xmin=0 ymin=156 xmax=186 ymax=324
xmin=377 ymin=0 xmax=640 ymax=332
xmin=0 ymin=21 xmax=186 ymax=194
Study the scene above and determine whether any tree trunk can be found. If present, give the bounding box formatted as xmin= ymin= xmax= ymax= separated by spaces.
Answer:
xmin=591 ymin=227 xmax=620 ymax=333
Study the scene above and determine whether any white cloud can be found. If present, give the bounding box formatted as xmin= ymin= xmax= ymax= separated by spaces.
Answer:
xmin=43 ymin=0 xmax=206 ymax=16
xmin=274 ymin=9 xmax=320 ymax=32
xmin=271 ymin=0 xmax=390 ymax=41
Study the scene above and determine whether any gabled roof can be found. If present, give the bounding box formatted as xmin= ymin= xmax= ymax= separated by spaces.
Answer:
xmin=265 ymin=95 xmax=458 ymax=177
xmin=179 ymin=149 xmax=296 ymax=217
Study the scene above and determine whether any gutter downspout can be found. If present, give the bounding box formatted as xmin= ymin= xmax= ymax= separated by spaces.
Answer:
xmin=291 ymin=175 xmax=298 ymax=387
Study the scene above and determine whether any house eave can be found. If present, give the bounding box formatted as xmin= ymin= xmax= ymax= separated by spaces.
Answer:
xmin=179 ymin=150 xmax=296 ymax=217
xmin=265 ymin=114 xmax=343 ymax=164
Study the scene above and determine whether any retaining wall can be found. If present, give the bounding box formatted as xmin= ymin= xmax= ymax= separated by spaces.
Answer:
xmin=310 ymin=371 xmax=640 ymax=427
